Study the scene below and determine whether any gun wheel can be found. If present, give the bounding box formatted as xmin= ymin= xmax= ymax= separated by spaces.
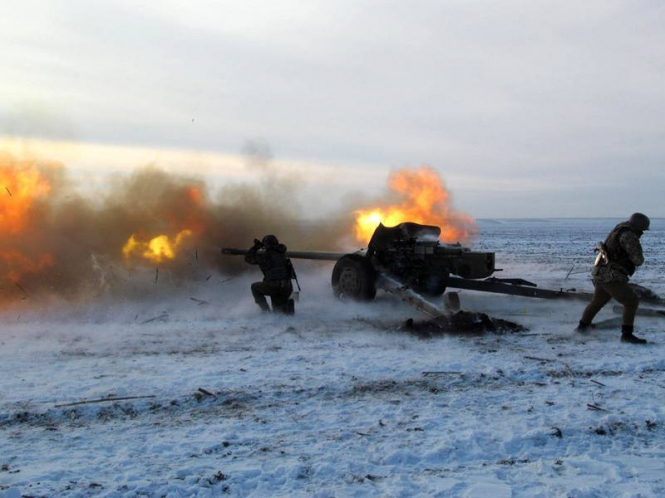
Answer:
xmin=332 ymin=255 xmax=377 ymax=301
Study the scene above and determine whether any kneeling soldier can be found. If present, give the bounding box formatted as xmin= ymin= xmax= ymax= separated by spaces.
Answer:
xmin=245 ymin=235 xmax=296 ymax=314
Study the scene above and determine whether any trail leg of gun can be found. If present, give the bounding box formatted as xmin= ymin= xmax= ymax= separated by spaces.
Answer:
xmin=376 ymin=275 xmax=446 ymax=318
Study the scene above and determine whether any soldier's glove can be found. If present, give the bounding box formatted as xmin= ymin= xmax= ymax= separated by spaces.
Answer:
xmin=253 ymin=239 xmax=264 ymax=248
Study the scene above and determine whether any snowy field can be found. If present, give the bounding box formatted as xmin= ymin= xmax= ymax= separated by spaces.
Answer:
xmin=1 ymin=219 xmax=664 ymax=497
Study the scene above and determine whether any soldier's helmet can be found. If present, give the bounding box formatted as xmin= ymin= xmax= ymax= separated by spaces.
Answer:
xmin=629 ymin=213 xmax=650 ymax=231
xmin=262 ymin=234 xmax=279 ymax=248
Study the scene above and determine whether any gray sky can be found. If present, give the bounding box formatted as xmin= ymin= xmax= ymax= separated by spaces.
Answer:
xmin=1 ymin=0 xmax=664 ymax=218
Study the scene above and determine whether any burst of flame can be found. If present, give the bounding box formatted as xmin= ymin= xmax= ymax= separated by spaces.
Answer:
xmin=0 ymin=250 xmax=54 ymax=283
xmin=122 ymin=230 xmax=193 ymax=264
xmin=0 ymin=160 xmax=51 ymax=233
xmin=0 ymin=158 xmax=55 ymax=282
xmin=354 ymin=167 xmax=476 ymax=244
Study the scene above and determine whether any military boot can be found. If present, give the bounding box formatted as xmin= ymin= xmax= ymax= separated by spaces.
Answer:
xmin=256 ymin=301 xmax=271 ymax=313
xmin=575 ymin=320 xmax=595 ymax=333
xmin=286 ymin=299 xmax=295 ymax=315
xmin=620 ymin=325 xmax=647 ymax=344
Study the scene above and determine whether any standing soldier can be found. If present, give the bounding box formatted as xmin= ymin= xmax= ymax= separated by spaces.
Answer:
xmin=245 ymin=235 xmax=296 ymax=314
xmin=577 ymin=213 xmax=650 ymax=344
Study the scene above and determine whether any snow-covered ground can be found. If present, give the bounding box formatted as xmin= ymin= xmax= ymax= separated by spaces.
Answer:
xmin=1 ymin=219 xmax=664 ymax=497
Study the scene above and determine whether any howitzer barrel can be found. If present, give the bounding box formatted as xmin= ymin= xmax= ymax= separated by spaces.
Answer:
xmin=221 ymin=248 xmax=248 ymax=256
xmin=222 ymin=248 xmax=347 ymax=261
xmin=287 ymin=251 xmax=349 ymax=261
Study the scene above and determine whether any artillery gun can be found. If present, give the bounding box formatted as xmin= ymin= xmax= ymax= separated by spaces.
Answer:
xmin=222 ymin=222 xmax=494 ymax=303
xmin=224 ymin=222 xmax=576 ymax=315
xmin=330 ymin=222 xmax=494 ymax=300
xmin=222 ymin=221 xmax=664 ymax=317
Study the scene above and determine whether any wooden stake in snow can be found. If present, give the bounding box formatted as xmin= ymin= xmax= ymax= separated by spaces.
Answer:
xmin=55 ymin=395 xmax=156 ymax=408
xmin=190 ymin=297 xmax=210 ymax=306
xmin=140 ymin=313 xmax=168 ymax=324
xmin=422 ymin=371 xmax=462 ymax=376
xmin=524 ymin=356 xmax=556 ymax=363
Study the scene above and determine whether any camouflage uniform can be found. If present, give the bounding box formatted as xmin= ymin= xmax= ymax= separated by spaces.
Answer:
xmin=245 ymin=238 xmax=294 ymax=313
xmin=580 ymin=222 xmax=644 ymax=328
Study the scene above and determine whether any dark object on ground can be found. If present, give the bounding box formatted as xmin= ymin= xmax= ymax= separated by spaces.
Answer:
xmin=575 ymin=320 xmax=596 ymax=332
xmin=620 ymin=334 xmax=647 ymax=344
xmin=54 ymin=395 xmax=157 ymax=408
xmin=621 ymin=325 xmax=647 ymax=344
xmin=402 ymin=310 xmax=527 ymax=338
xmin=524 ymin=356 xmax=556 ymax=363
xmin=140 ymin=313 xmax=169 ymax=324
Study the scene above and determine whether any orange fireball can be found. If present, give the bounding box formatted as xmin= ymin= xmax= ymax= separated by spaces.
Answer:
xmin=0 ymin=155 xmax=55 ymax=282
xmin=355 ymin=167 xmax=476 ymax=244
xmin=122 ymin=229 xmax=193 ymax=264
xmin=0 ymin=158 xmax=51 ymax=234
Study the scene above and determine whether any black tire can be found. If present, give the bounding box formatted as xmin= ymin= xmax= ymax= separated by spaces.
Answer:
xmin=331 ymin=255 xmax=377 ymax=301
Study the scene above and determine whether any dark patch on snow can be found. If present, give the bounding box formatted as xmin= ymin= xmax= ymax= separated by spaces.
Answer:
xmin=206 ymin=471 xmax=228 ymax=485
xmin=498 ymin=457 xmax=531 ymax=465
xmin=592 ymin=419 xmax=663 ymax=438
xmin=402 ymin=311 xmax=527 ymax=338
xmin=350 ymin=379 xmax=434 ymax=397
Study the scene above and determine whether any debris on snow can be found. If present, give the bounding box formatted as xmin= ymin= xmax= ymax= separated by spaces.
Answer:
xmin=402 ymin=310 xmax=527 ymax=337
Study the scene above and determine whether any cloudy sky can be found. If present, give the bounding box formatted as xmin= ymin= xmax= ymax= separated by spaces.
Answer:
xmin=1 ymin=0 xmax=664 ymax=218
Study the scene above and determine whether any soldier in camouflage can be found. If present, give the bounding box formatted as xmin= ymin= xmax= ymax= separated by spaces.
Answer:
xmin=245 ymin=235 xmax=295 ymax=314
xmin=577 ymin=213 xmax=650 ymax=344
